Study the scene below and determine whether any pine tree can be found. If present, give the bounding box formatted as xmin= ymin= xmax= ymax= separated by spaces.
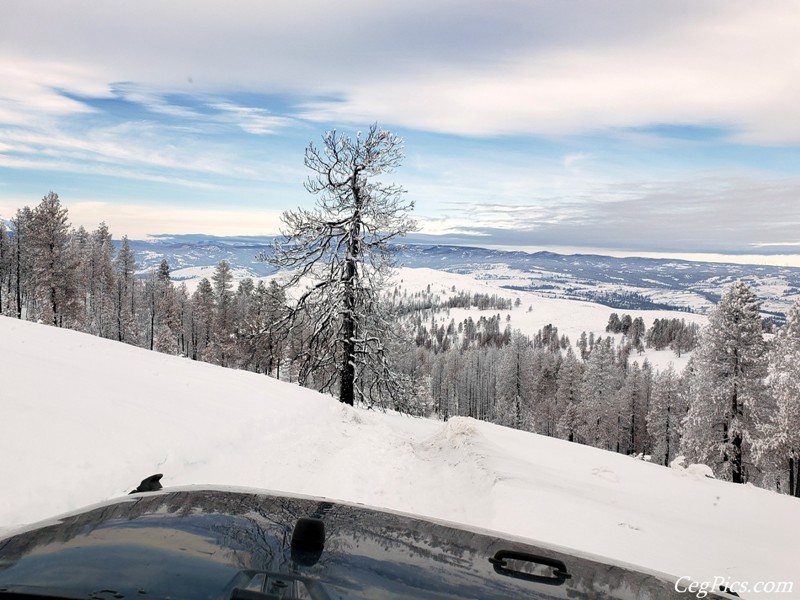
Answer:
xmin=190 ymin=278 xmax=215 ymax=361
xmin=29 ymin=192 xmax=76 ymax=326
xmin=681 ymin=282 xmax=769 ymax=483
xmin=11 ymin=207 xmax=33 ymax=319
xmin=0 ymin=222 xmax=10 ymax=313
xmin=495 ymin=332 xmax=535 ymax=429
xmin=761 ymin=301 xmax=800 ymax=495
xmin=80 ymin=223 xmax=117 ymax=338
xmin=647 ymin=365 xmax=686 ymax=466
xmin=555 ymin=347 xmax=584 ymax=442
xmin=114 ymin=235 xmax=138 ymax=343
xmin=210 ymin=260 xmax=235 ymax=365
xmin=266 ymin=124 xmax=416 ymax=407
xmin=615 ymin=361 xmax=650 ymax=455
xmin=531 ymin=347 xmax=560 ymax=436
xmin=579 ymin=337 xmax=620 ymax=449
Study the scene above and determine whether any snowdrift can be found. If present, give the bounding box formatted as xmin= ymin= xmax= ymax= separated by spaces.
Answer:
xmin=1 ymin=316 xmax=798 ymax=597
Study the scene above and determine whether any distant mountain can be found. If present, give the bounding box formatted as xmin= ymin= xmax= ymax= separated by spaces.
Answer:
xmin=123 ymin=234 xmax=800 ymax=320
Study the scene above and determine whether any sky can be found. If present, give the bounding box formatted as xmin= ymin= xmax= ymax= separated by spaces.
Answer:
xmin=2 ymin=1 xmax=800 ymax=264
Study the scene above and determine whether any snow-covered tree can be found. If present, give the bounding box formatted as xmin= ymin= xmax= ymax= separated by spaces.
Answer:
xmin=681 ymin=282 xmax=769 ymax=483
xmin=495 ymin=332 xmax=535 ymax=429
xmin=114 ymin=235 xmax=138 ymax=343
xmin=530 ymin=348 xmax=561 ymax=436
xmin=615 ymin=361 xmax=650 ymax=455
xmin=555 ymin=347 xmax=584 ymax=442
xmin=579 ymin=337 xmax=621 ymax=450
xmin=250 ymin=279 xmax=289 ymax=377
xmin=266 ymin=124 xmax=416 ymax=407
xmin=0 ymin=221 xmax=11 ymax=314
xmin=647 ymin=365 xmax=686 ymax=466
xmin=761 ymin=301 xmax=800 ymax=496
xmin=190 ymin=277 xmax=215 ymax=361
xmin=30 ymin=192 xmax=77 ymax=326
xmin=210 ymin=260 xmax=235 ymax=365
xmin=83 ymin=223 xmax=116 ymax=338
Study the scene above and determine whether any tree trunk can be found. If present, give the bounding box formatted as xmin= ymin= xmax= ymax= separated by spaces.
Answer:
xmin=340 ymin=265 xmax=356 ymax=406
xmin=339 ymin=181 xmax=362 ymax=406
xmin=731 ymin=386 xmax=744 ymax=484
xmin=50 ymin=285 xmax=58 ymax=326
xmin=15 ymin=235 xmax=22 ymax=319
xmin=339 ymin=233 xmax=358 ymax=406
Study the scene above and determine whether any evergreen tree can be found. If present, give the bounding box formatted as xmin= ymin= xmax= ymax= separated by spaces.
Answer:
xmin=579 ymin=337 xmax=620 ymax=449
xmin=531 ymin=348 xmax=560 ymax=436
xmin=615 ymin=361 xmax=650 ymax=455
xmin=647 ymin=365 xmax=686 ymax=466
xmin=210 ymin=260 xmax=235 ymax=365
xmin=11 ymin=207 xmax=33 ymax=319
xmin=86 ymin=223 xmax=116 ymax=338
xmin=0 ymin=222 xmax=10 ymax=313
xmin=555 ymin=347 xmax=583 ymax=442
xmin=681 ymin=282 xmax=769 ymax=483
xmin=495 ymin=332 xmax=535 ymax=429
xmin=761 ymin=301 xmax=800 ymax=496
xmin=606 ymin=313 xmax=621 ymax=333
xmin=30 ymin=192 xmax=76 ymax=326
xmin=190 ymin=278 xmax=215 ymax=361
xmin=114 ymin=235 xmax=138 ymax=343
xmin=577 ymin=331 xmax=588 ymax=360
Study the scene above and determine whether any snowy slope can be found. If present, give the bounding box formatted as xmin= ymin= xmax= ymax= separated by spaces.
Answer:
xmin=1 ymin=316 xmax=798 ymax=597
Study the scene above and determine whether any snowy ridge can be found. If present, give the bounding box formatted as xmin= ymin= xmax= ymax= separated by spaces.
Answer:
xmin=125 ymin=236 xmax=800 ymax=318
xmin=1 ymin=316 xmax=799 ymax=597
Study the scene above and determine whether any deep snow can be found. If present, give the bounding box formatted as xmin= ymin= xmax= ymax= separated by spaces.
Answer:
xmin=1 ymin=316 xmax=798 ymax=597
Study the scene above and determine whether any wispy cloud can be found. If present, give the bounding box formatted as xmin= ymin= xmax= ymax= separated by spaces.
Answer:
xmin=415 ymin=173 xmax=800 ymax=254
xmin=562 ymin=153 xmax=591 ymax=170
xmin=209 ymin=102 xmax=295 ymax=135
xmin=4 ymin=2 xmax=800 ymax=140
xmin=113 ymin=85 xmax=205 ymax=119
xmin=0 ymin=58 xmax=107 ymax=126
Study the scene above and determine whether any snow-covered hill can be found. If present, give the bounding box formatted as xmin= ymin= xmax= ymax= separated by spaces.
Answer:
xmin=126 ymin=235 xmax=800 ymax=318
xmin=1 ymin=316 xmax=798 ymax=597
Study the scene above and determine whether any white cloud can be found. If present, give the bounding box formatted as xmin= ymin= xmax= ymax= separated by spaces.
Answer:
xmin=209 ymin=102 xmax=295 ymax=135
xmin=562 ymin=153 xmax=591 ymax=170
xmin=1 ymin=1 xmax=799 ymax=141
xmin=114 ymin=86 xmax=204 ymax=119
xmin=0 ymin=58 xmax=108 ymax=126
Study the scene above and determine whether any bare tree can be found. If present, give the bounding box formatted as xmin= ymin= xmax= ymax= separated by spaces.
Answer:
xmin=265 ymin=124 xmax=416 ymax=406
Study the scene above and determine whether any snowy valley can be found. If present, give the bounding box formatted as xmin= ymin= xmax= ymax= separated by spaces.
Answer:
xmin=127 ymin=234 xmax=800 ymax=320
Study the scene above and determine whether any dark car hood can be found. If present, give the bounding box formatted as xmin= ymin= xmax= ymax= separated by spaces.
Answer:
xmin=0 ymin=487 xmax=728 ymax=599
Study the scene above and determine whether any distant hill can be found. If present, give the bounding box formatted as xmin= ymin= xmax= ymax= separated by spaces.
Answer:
xmin=123 ymin=234 xmax=800 ymax=319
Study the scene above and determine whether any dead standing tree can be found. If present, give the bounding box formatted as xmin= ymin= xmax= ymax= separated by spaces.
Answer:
xmin=266 ymin=125 xmax=417 ymax=406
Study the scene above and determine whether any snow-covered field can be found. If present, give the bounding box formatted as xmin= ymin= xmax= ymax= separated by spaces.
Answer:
xmin=173 ymin=265 xmax=707 ymax=371
xmin=395 ymin=267 xmax=707 ymax=371
xmin=1 ymin=316 xmax=797 ymax=597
